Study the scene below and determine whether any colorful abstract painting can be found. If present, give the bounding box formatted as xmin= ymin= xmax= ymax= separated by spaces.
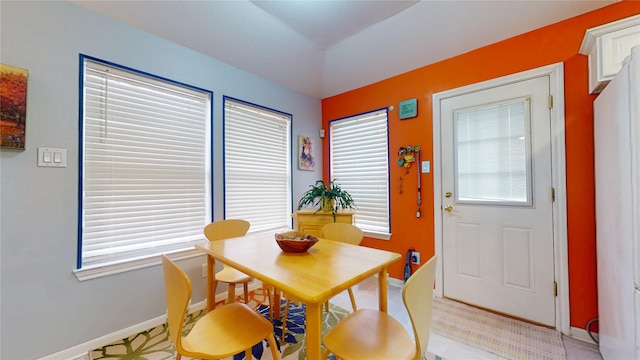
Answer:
xmin=298 ymin=135 xmax=315 ymax=171
xmin=0 ymin=64 xmax=28 ymax=149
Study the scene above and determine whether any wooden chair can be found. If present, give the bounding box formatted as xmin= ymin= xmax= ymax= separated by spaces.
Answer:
xmin=161 ymin=255 xmax=281 ymax=360
xmin=320 ymin=222 xmax=364 ymax=310
xmin=279 ymin=223 xmax=364 ymax=341
xmin=203 ymin=219 xmax=251 ymax=304
xmin=322 ymin=255 xmax=437 ymax=360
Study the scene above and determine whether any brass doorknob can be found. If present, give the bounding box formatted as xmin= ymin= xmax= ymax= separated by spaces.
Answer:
xmin=444 ymin=205 xmax=453 ymax=212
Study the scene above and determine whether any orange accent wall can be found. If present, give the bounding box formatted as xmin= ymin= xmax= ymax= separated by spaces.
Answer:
xmin=321 ymin=1 xmax=640 ymax=330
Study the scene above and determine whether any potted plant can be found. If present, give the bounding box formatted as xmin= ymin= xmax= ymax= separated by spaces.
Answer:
xmin=297 ymin=180 xmax=356 ymax=220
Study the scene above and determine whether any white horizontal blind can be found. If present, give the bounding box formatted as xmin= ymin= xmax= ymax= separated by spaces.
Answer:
xmin=224 ymin=98 xmax=291 ymax=232
xmin=81 ymin=58 xmax=211 ymax=269
xmin=454 ymin=98 xmax=531 ymax=205
xmin=330 ymin=110 xmax=390 ymax=234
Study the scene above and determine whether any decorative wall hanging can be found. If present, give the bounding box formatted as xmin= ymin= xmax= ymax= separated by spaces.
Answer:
xmin=0 ymin=63 xmax=28 ymax=150
xmin=398 ymin=145 xmax=422 ymax=218
xmin=298 ymin=135 xmax=315 ymax=171
xmin=397 ymin=145 xmax=421 ymax=171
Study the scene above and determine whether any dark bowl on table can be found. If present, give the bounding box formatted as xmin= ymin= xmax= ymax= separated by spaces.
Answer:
xmin=275 ymin=231 xmax=319 ymax=253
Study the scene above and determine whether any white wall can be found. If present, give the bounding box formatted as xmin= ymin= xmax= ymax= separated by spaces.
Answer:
xmin=0 ymin=1 xmax=322 ymax=358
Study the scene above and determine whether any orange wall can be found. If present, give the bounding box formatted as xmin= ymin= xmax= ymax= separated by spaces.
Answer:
xmin=321 ymin=1 xmax=640 ymax=330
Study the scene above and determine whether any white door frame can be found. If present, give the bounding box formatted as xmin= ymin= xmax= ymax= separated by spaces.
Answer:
xmin=432 ymin=63 xmax=569 ymax=334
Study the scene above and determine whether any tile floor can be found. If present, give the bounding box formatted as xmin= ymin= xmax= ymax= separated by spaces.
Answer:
xmin=327 ymin=276 xmax=602 ymax=360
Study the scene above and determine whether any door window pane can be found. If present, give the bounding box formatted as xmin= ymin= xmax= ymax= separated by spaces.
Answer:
xmin=454 ymin=98 xmax=532 ymax=205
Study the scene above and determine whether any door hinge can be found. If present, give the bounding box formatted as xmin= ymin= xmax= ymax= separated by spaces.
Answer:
xmin=553 ymin=281 xmax=558 ymax=297
xmin=548 ymin=95 xmax=553 ymax=109
xmin=551 ymin=187 xmax=555 ymax=202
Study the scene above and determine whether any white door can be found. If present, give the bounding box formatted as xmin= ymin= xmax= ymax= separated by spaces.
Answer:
xmin=440 ymin=75 xmax=556 ymax=326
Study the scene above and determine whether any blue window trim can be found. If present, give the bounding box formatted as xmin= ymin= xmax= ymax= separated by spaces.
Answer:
xmin=76 ymin=54 xmax=214 ymax=269
xmin=328 ymin=107 xmax=392 ymax=234
xmin=221 ymin=95 xmax=294 ymax=227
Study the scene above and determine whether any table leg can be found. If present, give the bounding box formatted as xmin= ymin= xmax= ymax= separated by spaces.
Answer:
xmin=207 ymin=255 xmax=215 ymax=312
xmin=378 ymin=268 xmax=388 ymax=313
xmin=273 ymin=290 xmax=281 ymax=318
xmin=305 ymin=302 xmax=323 ymax=360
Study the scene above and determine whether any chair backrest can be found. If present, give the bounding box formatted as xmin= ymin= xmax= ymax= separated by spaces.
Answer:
xmin=203 ymin=219 xmax=250 ymax=241
xmin=321 ymin=223 xmax=364 ymax=245
xmin=161 ymin=255 xmax=191 ymax=355
xmin=403 ymin=255 xmax=437 ymax=360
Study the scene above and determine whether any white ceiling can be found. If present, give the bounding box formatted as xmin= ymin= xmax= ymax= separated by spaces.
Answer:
xmin=70 ymin=0 xmax=617 ymax=99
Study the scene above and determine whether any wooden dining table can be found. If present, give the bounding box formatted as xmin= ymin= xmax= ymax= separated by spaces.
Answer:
xmin=195 ymin=231 xmax=402 ymax=360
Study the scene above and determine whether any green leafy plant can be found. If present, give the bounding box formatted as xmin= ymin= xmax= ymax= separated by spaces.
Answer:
xmin=297 ymin=180 xmax=356 ymax=220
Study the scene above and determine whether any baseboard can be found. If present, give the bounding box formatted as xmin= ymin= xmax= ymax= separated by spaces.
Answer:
xmin=387 ymin=276 xmax=404 ymax=288
xmin=37 ymin=311 xmax=173 ymax=360
xmin=37 ymin=281 xmax=262 ymax=360
xmin=569 ymin=326 xmax=599 ymax=345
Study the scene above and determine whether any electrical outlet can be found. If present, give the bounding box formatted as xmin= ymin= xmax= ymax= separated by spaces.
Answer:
xmin=411 ymin=251 xmax=420 ymax=265
xmin=201 ymin=263 xmax=207 ymax=278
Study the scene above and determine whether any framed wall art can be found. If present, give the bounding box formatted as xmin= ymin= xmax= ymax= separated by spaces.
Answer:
xmin=1 ymin=64 xmax=28 ymax=150
xmin=298 ymin=135 xmax=315 ymax=171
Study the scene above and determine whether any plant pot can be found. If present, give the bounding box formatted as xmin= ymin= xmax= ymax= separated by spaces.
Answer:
xmin=321 ymin=197 xmax=334 ymax=212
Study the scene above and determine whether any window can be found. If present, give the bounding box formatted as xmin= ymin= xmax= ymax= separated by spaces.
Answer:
xmin=454 ymin=98 xmax=532 ymax=205
xmin=329 ymin=109 xmax=390 ymax=237
xmin=78 ymin=56 xmax=211 ymax=278
xmin=223 ymin=98 xmax=291 ymax=232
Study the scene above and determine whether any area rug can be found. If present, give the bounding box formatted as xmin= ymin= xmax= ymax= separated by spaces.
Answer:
xmin=431 ymin=297 xmax=566 ymax=360
xmin=91 ymin=288 xmax=445 ymax=360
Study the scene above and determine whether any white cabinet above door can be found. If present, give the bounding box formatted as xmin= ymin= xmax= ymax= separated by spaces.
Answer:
xmin=579 ymin=14 xmax=640 ymax=94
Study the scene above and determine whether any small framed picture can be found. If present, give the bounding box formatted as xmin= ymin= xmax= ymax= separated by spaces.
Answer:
xmin=1 ymin=63 xmax=28 ymax=150
xmin=298 ymin=135 xmax=315 ymax=171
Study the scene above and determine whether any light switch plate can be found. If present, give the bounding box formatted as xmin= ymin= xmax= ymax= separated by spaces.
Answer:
xmin=421 ymin=160 xmax=430 ymax=173
xmin=38 ymin=147 xmax=67 ymax=167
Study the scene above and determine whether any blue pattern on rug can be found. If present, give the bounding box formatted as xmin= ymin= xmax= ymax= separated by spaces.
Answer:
xmin=231 ymin=300 xmax=340 ymax=360
xmin=91 ymin=298 xmax=444 ymax=360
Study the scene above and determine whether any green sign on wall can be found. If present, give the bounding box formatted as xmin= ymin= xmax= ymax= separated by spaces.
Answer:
xmin=399 ymin=98 xmax=417 ymax=119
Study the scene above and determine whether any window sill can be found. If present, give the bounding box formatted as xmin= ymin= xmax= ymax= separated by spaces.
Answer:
xmin=73 ymin=248 xmax=204 ymax=281
xmin=364 ymin=231 xmax=391 ymax=241
xmin=74 ymin=228 xmax=390 ymax=280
